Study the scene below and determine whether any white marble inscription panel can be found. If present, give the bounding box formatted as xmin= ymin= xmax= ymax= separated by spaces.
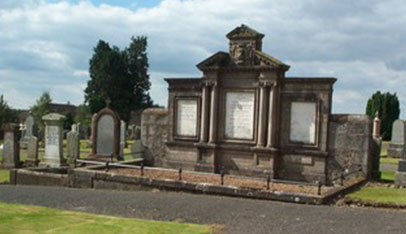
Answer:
xmin=176 ymin=99 xmax=198 ymax=136
xmin=225 ymin=92 xmax=255 ymax=139
xmin=290 ymin=102 xmax=316 ymax=144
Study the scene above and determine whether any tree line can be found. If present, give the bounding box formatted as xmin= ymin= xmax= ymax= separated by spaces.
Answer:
xmin=0 ymin=36 xmax=154 ymax=133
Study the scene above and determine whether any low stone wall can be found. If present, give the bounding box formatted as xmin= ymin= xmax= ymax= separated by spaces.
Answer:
xmin=10 ymin=168 xmax=69 ymax=187
xmin=328 ymin=114 xmax=380 ymax=182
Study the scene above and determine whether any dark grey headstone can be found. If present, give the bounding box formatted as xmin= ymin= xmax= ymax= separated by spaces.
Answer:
xmin=96 ymin=115 xmax=114 ymax=156
xmin=26 ymin=136 xmax=39 ymax=167
xmin=1 ymin=125 xmax=20 ymax=168
xmin=398 ymin=160 xmax=406 ymax=172
xmin=25 ymin=115 xmax=35 ymax=137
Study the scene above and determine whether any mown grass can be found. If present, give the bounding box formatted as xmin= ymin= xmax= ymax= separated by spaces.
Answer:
xmin=0 ymin=203 xmax=212 ymax=234
xmin=348 ymin=186 xmax=406 ymax=204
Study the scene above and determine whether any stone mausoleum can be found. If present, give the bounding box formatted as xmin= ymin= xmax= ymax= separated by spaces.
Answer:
xmin=143 ymin=25 xmax=379 ymax=183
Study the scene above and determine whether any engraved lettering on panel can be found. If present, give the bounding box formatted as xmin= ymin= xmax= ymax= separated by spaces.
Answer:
xmin=46 ymin=126 xmax=59 ymax=146
xmin=176 ymin=99 xmax=197 ymax=136
xmin=97 ymin=115 xmax=115 ymax=156
xmin=225 ymin=92 xmax=255 ymax=139
xmin=290 ymin=102 xmax=316 ymax=144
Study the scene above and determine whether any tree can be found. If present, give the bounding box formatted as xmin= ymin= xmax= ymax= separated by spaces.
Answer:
xmin=30 ymin=91 xmax=52 ymax=131
xmin=75 ymin=104 xmax=91 ymax=127
xmin=63 ymin=112 xmax=75 ymax=130
xmin=0 ymin=95 xmax=18 ymax=128
xmin=85 ymin=37 xmax=153 ymax=122
xmin=366 ymin=91 xmax=400 ymax=140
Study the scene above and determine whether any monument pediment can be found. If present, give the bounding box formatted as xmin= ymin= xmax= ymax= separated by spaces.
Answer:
xmin=197 ymin=24 xmax=290 ymax=71
xmin=197 ymin=50 xmax=289 ymax=71
xmin=226 ymin=24 xmax=264 ymax=40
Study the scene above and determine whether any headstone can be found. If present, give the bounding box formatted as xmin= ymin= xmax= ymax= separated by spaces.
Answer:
xmin=91 ymin=105 xmax=121 ymax=160
xmin=26 ymin=136 xmax=39 ymax=167
xmin=20 ymin=114 xmax=36 ymax=148
xmin=388 ymin=120 xmax=406 ymax=158
xmin=1 ymin=124 xmax=20 ymax=168
xmin=39 ymin=113 xmax=66 ymax=167
xmin=120 ymin=120 xmax=126 ymax=157
xmin=67 ymin=124 xmax=80 ymax=165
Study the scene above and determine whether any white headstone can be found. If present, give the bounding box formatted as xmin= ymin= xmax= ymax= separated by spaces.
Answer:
xmin=40 ymin=113 xmax=65 ymax=167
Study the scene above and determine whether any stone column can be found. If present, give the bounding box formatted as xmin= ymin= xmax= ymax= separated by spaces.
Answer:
xmin=200 ymin=83 xmax=209 ymax=143
xmin=266 ymin=85 xmax=277 ymax=148
xmin=209 ymin=81 xmax=218 ymax=144
xmin=257 ymin=82 xmax=268 ymax=147
xmin=1 ymin=124 xmax=20 ymax=169
xmin=40 ymin=113 xmax=66 ymax=168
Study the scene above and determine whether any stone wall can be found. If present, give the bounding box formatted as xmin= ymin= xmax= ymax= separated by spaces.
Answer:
xmin=141 ymin=108 xmax=169 ymax=166
xmin=328 ymin=114 xmax=380 ymax=182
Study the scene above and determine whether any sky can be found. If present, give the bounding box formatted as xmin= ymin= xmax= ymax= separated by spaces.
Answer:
xmin=0 ymin=0 xmax=405 ymax=118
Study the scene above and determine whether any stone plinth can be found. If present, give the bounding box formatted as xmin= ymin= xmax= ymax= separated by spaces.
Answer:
xmin=1 ymin=124 xmax=20 ymax=168
xmin=40 ymin=113 xmax=66 ymax=168
xmin=395 ymin=160 xmax=406 ymax=186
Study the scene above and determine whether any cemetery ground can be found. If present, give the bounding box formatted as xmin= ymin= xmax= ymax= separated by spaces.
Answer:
xmin=1 ymin=140 xmax=406 ymax=233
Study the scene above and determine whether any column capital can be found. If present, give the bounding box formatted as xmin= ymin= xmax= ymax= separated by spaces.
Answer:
xmin=257 ymin=80 xmax=272 ymax=87
xmin=204 ymin=80 xmax=218 ymax=87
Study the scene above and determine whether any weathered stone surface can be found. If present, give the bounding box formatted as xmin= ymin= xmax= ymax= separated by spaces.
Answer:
xmin=141 ymin=108 xmax=169 ymax=166
xmin=26 ymin=136 xmax=39 ymax=167
xmin=67 ymin=125 xmax=80 ymax=165
xmin=1 ymin=124 xmax=20 ymax=169
xmin=40 ymin=113 xmax=65 ymax=168
xmin=328 ymin=115 xmax=379 ymax=181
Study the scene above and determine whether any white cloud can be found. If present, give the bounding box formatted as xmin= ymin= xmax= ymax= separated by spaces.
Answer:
xmin=0 ymin=0 xmax=405 ymax=118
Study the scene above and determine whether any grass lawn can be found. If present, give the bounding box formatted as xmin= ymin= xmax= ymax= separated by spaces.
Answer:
xmin=0 ymin=203 xmax=212 ymax=234
xmin=348 ymin=186 xmax=406 ymax=204
xmin=0 ymin=169 xmax=9 ymax=183
xmin=381 ymin=171 xmax=395 ymax=181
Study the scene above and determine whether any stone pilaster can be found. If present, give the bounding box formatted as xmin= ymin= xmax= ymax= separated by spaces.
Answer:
xmin=208 ymin=81 xmax=218 ymax=144
xmin=266 ymin=84 xmax=277 ymax=148
xmin=200 ymin=83 xmax=210 ymax=143
xmin=257 ymin=81 xmax=270 ymax=147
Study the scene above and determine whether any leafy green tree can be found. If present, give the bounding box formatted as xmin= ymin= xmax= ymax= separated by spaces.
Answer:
xmin=75 ymin=104 xmax=91 ymax=127
xmin=0 ymin=95 xmax=18 ymax=128
xmin=30 ymin=92 xmax=52 ymax=131
xmin=85 ymin=37 xmax=153 ymax=122
xmin=366 ymin=91 xmax=400 ymax=140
